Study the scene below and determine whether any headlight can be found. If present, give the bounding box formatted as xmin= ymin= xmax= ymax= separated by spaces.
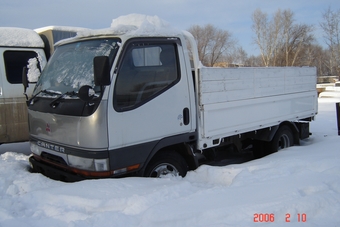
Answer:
xmin=67 ymin=155 xmax=109 ymax=171
xmin=94 ymin=159 xmax=109 ymax=171
xmin=68 ymin=155 xmax=93 ymax=170
xmin=30 ymin=143 xmax=41 ymax=155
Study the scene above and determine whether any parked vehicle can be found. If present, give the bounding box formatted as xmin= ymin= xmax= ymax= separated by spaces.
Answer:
xmin=27 ymin=16 xmax=318 ymax=181
xmin=0 ymin=26 xmax=85 ymax=144
xmin=0 ymin=27 xmax=47 ymax=144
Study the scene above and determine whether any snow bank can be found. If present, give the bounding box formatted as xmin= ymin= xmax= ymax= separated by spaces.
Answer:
xmin=319 ymin=91 xmax=340 ymax=98
xmin=0 ymin=27 xmax=44 ymax=47
xmin=0 ymin=98 xmax=340 ymax=226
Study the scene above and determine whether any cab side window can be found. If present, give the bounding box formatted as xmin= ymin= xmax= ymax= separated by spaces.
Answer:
xmin=114 ymin=42 xmax=179 ymax=111
xmin=3 ymin=51 xmax=38 ymax=84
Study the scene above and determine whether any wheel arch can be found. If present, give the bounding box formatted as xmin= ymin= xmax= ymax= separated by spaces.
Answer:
xmin=252 ymin=122 xmax=299 ymax=158
xmin=253 ymin=121 xmax=299 ymax=144
xmin=138 ymin=132 xmax=198 ymax=176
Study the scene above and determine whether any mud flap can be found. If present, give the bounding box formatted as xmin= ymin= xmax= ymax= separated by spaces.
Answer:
xmin=297 ymin=122 xmax=310 ymax=140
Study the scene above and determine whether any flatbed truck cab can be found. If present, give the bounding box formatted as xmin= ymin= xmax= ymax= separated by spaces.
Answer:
xmin=28 ymin=22 xmax=198 ymax=181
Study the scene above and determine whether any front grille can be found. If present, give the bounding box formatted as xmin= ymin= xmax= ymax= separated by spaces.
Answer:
xmin=41 ymin=152 xmax=67 ymax=166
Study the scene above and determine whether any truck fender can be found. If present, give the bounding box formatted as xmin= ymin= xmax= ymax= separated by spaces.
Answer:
xmin=252 ymin=122 xmax=300 ymax=158
xmin=272 ymin=122 xmax=300 ymax=145
xmin=252 ymin=122 xmax=299 ymax=145
xmin=284 ymin=122 xmax=300 ymax=145
xmin=138 ymin=132 xmax=198 ymax=176
xmin=252 ymin=125 xmax=279 ymax=142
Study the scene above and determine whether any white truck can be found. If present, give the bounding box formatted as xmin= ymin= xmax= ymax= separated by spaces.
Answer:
xmin=27 ymin=15 xmax=318 ymax=181
xmin=0 ymin=26 xmax=84 ymax=144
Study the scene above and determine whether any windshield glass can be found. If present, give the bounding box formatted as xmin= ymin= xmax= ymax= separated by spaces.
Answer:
xmin=33 ymin=38 xmax=120 ymax=96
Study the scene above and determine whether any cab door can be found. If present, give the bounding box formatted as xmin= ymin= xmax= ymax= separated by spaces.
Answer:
xmin=108 ymin=38 xmax=194 ymax=150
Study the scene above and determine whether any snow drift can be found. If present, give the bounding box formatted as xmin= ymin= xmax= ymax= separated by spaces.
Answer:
xmin=0 ymin=98 xmax=339 ymax=226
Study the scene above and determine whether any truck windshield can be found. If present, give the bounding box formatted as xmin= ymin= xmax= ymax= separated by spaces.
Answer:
xmin=33 ymin=38 xmax=120 ymax=97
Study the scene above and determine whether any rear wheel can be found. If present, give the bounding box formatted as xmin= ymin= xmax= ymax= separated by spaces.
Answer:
xmin=268 ymin=125 xmax=294 ymax=154
xmin=144 ymin=151 xmax=188 ymax=178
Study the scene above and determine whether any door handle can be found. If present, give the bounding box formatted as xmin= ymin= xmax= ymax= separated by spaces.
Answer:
xmin=183 ymin=108 xmax=190 ymax=125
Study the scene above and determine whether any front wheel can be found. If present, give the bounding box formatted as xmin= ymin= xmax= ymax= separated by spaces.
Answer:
xmin=144 ymin=151 xmax=188 ymax=178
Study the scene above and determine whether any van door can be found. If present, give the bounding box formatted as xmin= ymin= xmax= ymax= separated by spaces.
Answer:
xmin=0 ymin=53 xmax=6 ymax=143
xmin=108 ymin=39 xmax=193 ymax=151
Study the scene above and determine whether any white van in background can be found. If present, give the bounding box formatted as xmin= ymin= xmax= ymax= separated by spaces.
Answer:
xmin=0 ymin=26 xmax=84 ymax=144
xmin=0 ymin=27 xmax=47 ymax=144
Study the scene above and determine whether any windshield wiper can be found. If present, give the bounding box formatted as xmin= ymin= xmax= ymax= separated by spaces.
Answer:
xmin=27 ymin=89 xmax=62 ymax=106
xmin=50 ymin=91 xmax=77 ymax=108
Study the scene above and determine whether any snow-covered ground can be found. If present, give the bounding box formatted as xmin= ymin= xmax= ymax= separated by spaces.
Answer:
xmin=1 ymin=98 xmax=340 ymax=227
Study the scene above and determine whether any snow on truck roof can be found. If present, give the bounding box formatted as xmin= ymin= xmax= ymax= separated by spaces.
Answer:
xmin=69 ymin=14 xmax=183 ymax=42
xmin=34 ymin=26 xmax=86 ymax=33
xmin=110 ymin=14 xmax=181 ymax=36
xmin=0 ymin=27 xmax=44 ymax=48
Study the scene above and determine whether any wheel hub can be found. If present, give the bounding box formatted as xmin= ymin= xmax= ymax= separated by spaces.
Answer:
xmin=278 ymin=134 xmax=290 ymax=149
xmin=150 ymin=163 xmax=179 ymax=177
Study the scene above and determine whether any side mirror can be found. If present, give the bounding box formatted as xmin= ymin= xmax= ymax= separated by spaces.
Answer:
xmin=93 ymin=56 xmax=111 ymax=86
xmin=78 ymin=85 xmax=95 ymax=102
xmin=22 ymin=66 xmax=29 ymax=91
xmin=22 ymin=66 xmax=30 ymax=101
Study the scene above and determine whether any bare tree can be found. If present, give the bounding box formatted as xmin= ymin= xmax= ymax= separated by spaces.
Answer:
xmin=251 ymin=9 xmax=283 ymax=66
xmin=187 ymin=24 xmax=236 ymax=66
xmin=245 ymin=55 xmax=263 ymax=67
xmin=252 ymin=8 xmax=314 ymax=67
xmin=232 ymin=47 xmax=248 ymax=66
xmin=320 ymin=7 xmax=340 ymax=77
xmin=309 ymin=44 xmax=330 ymax=77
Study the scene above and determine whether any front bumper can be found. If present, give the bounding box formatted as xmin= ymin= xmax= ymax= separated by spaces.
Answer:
xmin=29 ymin=156 xmax=87 ymax=182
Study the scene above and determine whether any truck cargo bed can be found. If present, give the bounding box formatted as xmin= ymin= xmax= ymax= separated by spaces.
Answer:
xmin=197 ymin=67 xmax=318 ymax=149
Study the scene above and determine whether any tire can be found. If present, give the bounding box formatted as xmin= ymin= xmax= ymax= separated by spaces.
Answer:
xmin=144 ymin=151 xmax=188 ymax=178
xmin=268 ymin=125 xmax=294 ymax=154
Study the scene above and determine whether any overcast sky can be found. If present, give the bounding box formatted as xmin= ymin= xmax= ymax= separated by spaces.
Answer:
xmin=1 ymin=0 xmax=339 ymax=55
